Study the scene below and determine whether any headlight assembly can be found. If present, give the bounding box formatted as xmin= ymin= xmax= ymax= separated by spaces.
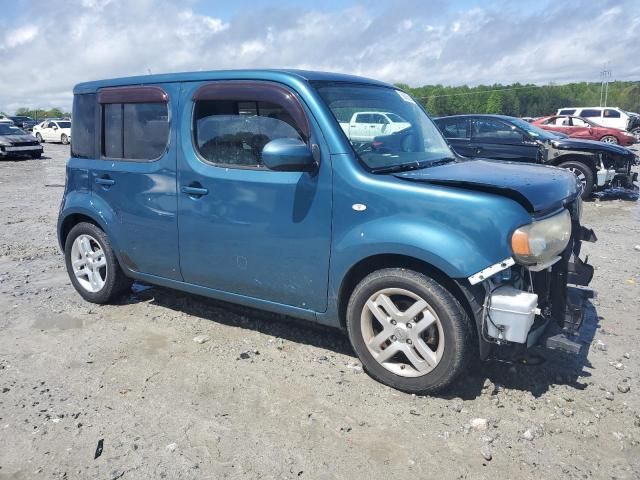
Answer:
xmin=511 ymin=209 xmax=572 ymax=265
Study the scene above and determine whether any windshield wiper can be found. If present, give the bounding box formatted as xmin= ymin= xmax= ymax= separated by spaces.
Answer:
xmin=371 ymin=157 xmax=455 ymax=174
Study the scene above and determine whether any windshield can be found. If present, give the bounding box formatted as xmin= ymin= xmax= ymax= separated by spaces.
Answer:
xmin=56 ymin=121 xmax=71 ymax=128
xmin=510 ymin=117 xmax=558 ymax=141
xmin=313 ymin=83 xmax=453 ymax=172
xmin=0 ymin=124 xmax=26 ymax=135
xmin=12 ymin=116 xmax=33 ymax=122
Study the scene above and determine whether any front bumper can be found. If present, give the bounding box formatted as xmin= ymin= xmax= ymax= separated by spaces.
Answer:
xmin=474 ymin=207 xmax=597 ymax=356
xmin=0 ymin=144 xmax=44 ymax=156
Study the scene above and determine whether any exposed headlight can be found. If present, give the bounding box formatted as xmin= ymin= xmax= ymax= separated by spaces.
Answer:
xmin=511 ymin=209 xmax=572 ymax=265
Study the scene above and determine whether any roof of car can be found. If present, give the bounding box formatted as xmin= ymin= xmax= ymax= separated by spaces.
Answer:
xmin=73 ymin=69 xmax=393 ymax=94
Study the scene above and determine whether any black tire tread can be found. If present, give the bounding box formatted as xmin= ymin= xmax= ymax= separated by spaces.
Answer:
xmin=64 ymin=222 xmax=131 ymax=304
xmin=558 ymin=160 xmax=594 ymax=199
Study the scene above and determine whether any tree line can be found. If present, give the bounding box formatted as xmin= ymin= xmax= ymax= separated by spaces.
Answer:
xmin=10 ymin=107 xmax=71 ymax=120
xmin=397 ymin=80 xmax=640 ymax=117
xmin=5 ymin=80 xmax=640 ymax=120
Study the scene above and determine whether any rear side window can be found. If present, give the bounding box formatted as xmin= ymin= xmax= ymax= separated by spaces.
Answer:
xmin=71 ymin=94 xmax=96 ymax=158
xmin=580 ymin=109 xmax=601 ymax=118
xmin=98 ymin=87 xmax=169 ymax=161
xmin=604 ymin=109 xmax=621 ymax=118
xmin=192 ymin=82 xmax=309 ymax=169
xmin=437 ymin=118 xmax=470 ymax=139
xmin=558 ymin=109 xmax=575 ymax=115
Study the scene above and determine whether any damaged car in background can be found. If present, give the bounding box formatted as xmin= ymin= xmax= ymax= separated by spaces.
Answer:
xmin=0 ymin=123 xmax=43 ymax=159
xmin=59 ymin=70 xmax=597 ymax=394
xmin=434 ymin=114 xmax=638 ymax=198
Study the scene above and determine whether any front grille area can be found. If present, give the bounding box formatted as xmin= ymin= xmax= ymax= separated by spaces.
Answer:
xmin=12 ymin=141 xmax=40 ymax=147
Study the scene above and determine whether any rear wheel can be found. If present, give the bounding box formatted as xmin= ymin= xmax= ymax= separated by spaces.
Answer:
xmin=346 ymin=268 xmax=474 ymax=394
xmin=30 ymin=153 xmax=42 ymax=159
xmin=64 ymin=222 xmax=132 ymax=303
xmin=35 ymin=133 xmax=43 ymax=143
xmin=600 ymin=135 xmax=618 ymax=144
xmin=558 ymin=160 xmax=594 ymax=199
xmin=61 ymin=134 xmax=69 ymax=145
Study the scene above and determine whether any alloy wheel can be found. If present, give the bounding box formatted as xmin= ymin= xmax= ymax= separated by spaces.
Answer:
xmin=360 ymin=287 xmax=444 ymax=377
xmin=567 ymin=166 xmax=587 ymax=187
xmin=70 ymin=234 xmax=107 ymax=293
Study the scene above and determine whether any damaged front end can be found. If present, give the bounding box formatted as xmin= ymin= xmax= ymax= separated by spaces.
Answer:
xmin=467 ymin=194 xmax=597 ymax=356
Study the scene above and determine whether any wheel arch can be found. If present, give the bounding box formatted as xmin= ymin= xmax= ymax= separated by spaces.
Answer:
xmin=337 ymin=253 xmax=479 ymax=336
xmin=549 ymin=153 xmax=598 ymax=175
xmin=58 ymin=212 xmax=104 ymax=251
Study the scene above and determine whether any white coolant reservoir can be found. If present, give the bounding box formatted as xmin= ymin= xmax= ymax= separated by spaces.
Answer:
xmin=486 ymin=286 xmax=539 ymax=343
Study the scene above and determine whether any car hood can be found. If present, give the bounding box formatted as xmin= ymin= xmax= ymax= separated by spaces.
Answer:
xmin=549 ymin=137 xmax=634 ymax=156
xmin=394 ymin=158 xmax=578 ymax=213
xmin=0 ymin=134 xmax=38 ymax=144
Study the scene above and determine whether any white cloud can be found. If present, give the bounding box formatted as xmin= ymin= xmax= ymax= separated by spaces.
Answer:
xmin=0 ymin=0 xmax=638 ymax=113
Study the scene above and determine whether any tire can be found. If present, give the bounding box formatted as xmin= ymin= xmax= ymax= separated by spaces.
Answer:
xmin=64 ymin=222 xmax=132 ymax=303
xmin=346 ymin=268 xmax=474 ymax=394
xmin=30 ymin=153 xmax=42 ymax=159
xmin=35 ymin=133 xmax=43 ymax=143
xmin=61 ymin=134 xmax=69 ymax=145
xmin=558 ymin=160 xmax=594 ymax=199
xmin=599 ymin=135 xmax=618 ymax=144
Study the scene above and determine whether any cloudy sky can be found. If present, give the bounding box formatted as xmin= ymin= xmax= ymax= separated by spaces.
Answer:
xmin=1 ymin=0 xmax=639 ymax=113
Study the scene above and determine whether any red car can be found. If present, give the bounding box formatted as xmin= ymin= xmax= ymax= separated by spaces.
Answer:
xmin=533 ymin=115 xmax=636 ymax=146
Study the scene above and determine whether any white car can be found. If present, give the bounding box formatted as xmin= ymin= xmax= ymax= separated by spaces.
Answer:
xmin=555 ymin=106 xmax=639 ymax=134
xmin=32 ymin=119 xmax=72 ymax=144
xmin=339 ymin=111 xmax=411 ymax=142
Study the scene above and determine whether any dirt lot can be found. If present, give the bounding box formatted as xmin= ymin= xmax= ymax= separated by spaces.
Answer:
xmin=0 ymin=143 xmax=639 ymax=480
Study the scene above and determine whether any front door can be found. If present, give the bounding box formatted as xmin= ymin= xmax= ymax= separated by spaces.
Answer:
xmin=177 ymin=81 xmax=332 ymax=312
xmin=470 ymin=118 xmax=538 ymax=162
xmin=90 ymin=84 xmax=181 ymax=280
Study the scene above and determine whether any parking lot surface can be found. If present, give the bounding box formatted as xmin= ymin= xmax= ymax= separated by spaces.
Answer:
xmin=1 ymin=143 xmax=639 ymax=479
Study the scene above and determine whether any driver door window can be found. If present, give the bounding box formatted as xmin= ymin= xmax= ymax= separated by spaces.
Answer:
xmin=472 ymin=119 xmax=523 ymax=144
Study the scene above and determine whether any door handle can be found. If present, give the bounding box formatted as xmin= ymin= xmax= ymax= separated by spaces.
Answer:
xmin=182 ymin=184 xmax=209 ymax=197
xmin=475 ymin=147 xmax=483 ymax=154
xmin=95 ymin=176 xmax=115 ymax=186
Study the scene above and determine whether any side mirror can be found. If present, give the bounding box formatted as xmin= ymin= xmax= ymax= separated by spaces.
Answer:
xmin=262 ymin=138 xmax=316 ymax=172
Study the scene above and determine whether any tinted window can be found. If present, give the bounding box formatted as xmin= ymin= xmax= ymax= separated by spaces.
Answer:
xmin=355 ymin=113 xmax=372 ymax=123
xmin=71 ymin=93 xmax=96 ymax=158
xmin=472 ymin=118 xmax=523 ymax=142
xmin=558 ymin=109 xmax=575 ymax=115
xmin=103 ymin=104 xmax=123 ymax=158
xmin=437 ymin=118 xmax=470 ymax=139
xmin=56 ymin=121 xmax=71 ymax=128
xmin=604 ymin=109 xmax=620 ymax=118
xmin=580 ymin=109 xmax=601 ymax=118
xmin=102 ymin=103 xmax=169 ymax=160
xmin=371 ymin=114 xmax=387 ymax=124
xmin=193 ymin=100 xmax=303 ymax=168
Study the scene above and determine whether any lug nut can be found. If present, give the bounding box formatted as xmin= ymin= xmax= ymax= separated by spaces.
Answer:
xmin=407 ymin=339 xmax=412 ymax=344
xmin=390 ymin=319 xmax=397 ymax=325
xmin=391 ymin=335 xmax=397 ymax=341
xmin=407 ymin=323 xmax=412 ymax=328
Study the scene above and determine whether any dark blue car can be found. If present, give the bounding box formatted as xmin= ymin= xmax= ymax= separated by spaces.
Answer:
xmin=433 ymin=114 xmax=638 ymax=198
xmin=57 ymin=70 xmax=596 ymax=394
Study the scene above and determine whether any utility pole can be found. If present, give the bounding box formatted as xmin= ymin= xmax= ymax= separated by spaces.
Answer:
xmin=600 ymin=66 xmax=611 ymax=107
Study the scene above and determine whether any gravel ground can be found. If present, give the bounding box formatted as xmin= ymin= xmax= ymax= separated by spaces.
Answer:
xmin=0 ymin=143 xmax=639 ymax=480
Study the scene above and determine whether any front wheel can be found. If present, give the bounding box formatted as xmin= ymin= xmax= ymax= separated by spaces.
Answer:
xmin=599 ymin=135 xmax=618 ymax=144
xmin=30 ymin=152 xmax=42 ymax=159
xmin=346 ymin=268 xmax=474 ymax=394
xmin=61 ymin=134 xmax=69 ymax=145
xmin=64 ymin=222 xmax=132 ymax=303
xmin=558 ymin=160 xmax=594 ymax=199
xmin=35 ymin=133 xmax=43 ymax=143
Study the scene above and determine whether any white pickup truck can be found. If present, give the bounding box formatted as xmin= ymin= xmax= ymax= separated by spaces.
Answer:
xmin=339 ymin=111 xmax=411 ymax=142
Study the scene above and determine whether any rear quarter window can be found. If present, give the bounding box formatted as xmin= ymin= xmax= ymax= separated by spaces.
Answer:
xmin=558 ymin=109 xmax=576 ymax=115
xmin=71 ymin=94 xmax=96 ymax=158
